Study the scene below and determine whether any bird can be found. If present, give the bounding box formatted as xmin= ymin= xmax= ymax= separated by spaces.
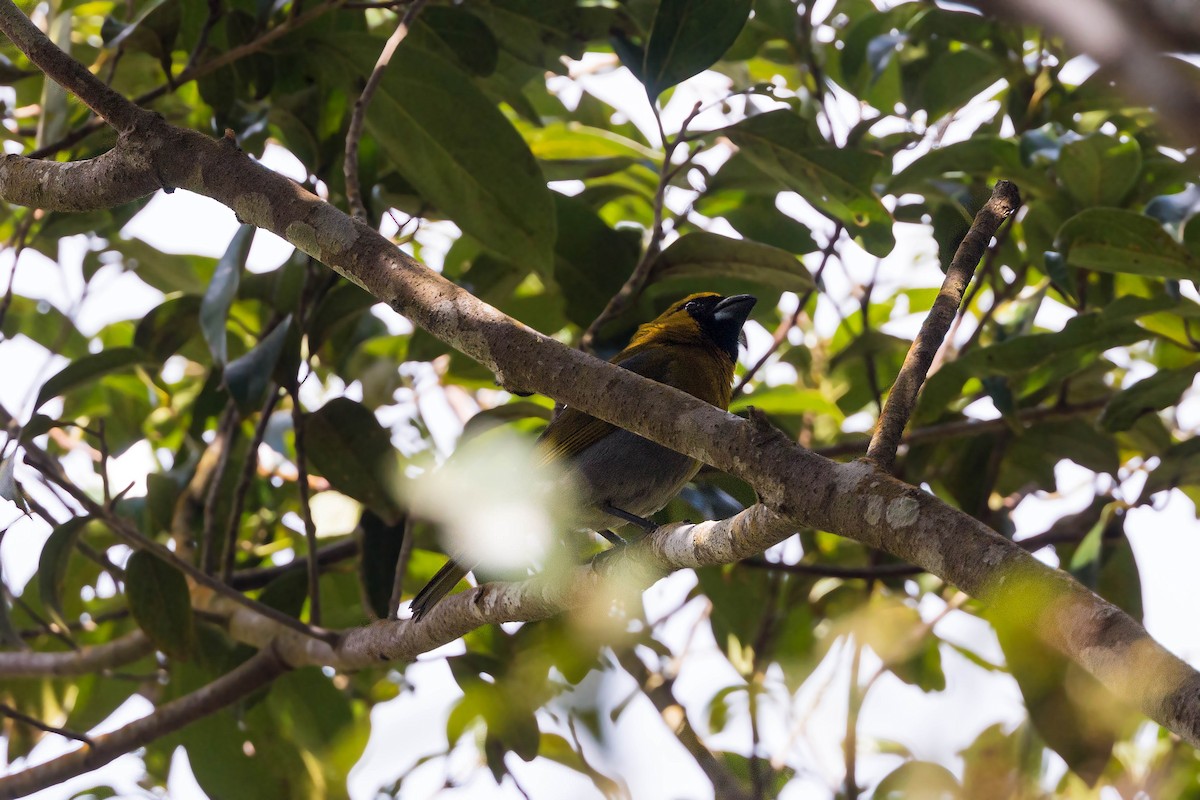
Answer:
xmin=409 ymin=292 xmax=758 ymax=621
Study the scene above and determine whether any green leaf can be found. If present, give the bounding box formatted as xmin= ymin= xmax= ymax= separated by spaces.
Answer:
xmin=874 ymin=761 xmax=962 ymax=799
xmin=991 ymin=610 xmax=1124 ymax=785
xmin=319 ymin=34 xmax=556 ymax=274
xmin=0 ymin=453 xmax=27 ymax=515
xmin=1100 ymin=363 xmax=1200 ymax=432
xmin=35 ymin=347 xmax=153 ymax=410
xmin=641 ymin=0 xmax=753 ymax=97
xmin=888 ymin=136 xmax=1026 ymax=194
xmin=648 ymin=232 xmax=816 ymax=297
xmin=1057 ymin=208 xmax=1200 ymax=280
xmin=134 ymin=294 xmax=203 ymax=362
xmin=409 ymin=6 xmax=499 ymax=76
xmin=1058 ymin=133 xmax=1142 ymax=208
xmin=0 ymin=296 xmax=90 ymax=358
xmin=110 ymin=237 xmax=216 ymax=295
xmin=720 ymin=196 xmax=818 ymax=255
xmin=302 ymin=398 xmax=405 ymax=524
xmin=1140 ymin=437 xmax=1200 ymax=502
xmin=201 ymin=224 xmax=255 ymax=366
xmin=915 ymin=45 xmax=1002 ymax=121
xmin=358 ymin=511 xmax=407 ymax=619
xmin=37 ymin=518 xmax=87 ymax=630
xmin=125 ymin=550 xmax=196 ymax=660
xmin=723 ymin=110 xmax=894 ymax=256
xmin=223 ymin=315 xmax=294 ymax=415
xmin=552 ymin=193 xmax=640 ymax=327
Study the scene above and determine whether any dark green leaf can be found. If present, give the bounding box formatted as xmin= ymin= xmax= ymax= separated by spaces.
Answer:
xmin=410 ymin=6 xmax=499 ymax=76
xmin=125 ymin=550 xmax=196 ymax=660
xmin=35 ymin=347 xmax=153 ymax=410
xmin=319 ymin=34 xmax=556 ymax=273
xmin=641 ymin=0 xmax=752 ymax=97
xmin=720 ymin=196 xmax=818 ymax=255
xmin=649 ymin=231 xmax=815 ymax=297
xmin=223 ymin=315 xmax=294 ymax=415
xmin=37 ymin=518 xmax=87 ymax=630
xmin=916 ymin=45 xmax=1002 ymax=122
xmin=724 ymin=110 xmax=894 ymax=256
xmin=201 ymin=224 xmax=255 ymax=366
xmin=888 ymin=136 xmax=1027 ymax=194
xmin=552 ymin=193 xmax=640 ymax=327
xmin=302 ymin=398 xmax=405 ymax=524
xmin=358 ymin=511 xmax=407 ymax=619
xmin=1057 ymin=208 xmax=1200 ymax=280
xmin=1057 ymin=133 xmax=1142 ymax=208
xmin=1100 ymin=363 xmax=1200 ymax=432
xmin=1139 ymin=436 xmax=1200 ymax=502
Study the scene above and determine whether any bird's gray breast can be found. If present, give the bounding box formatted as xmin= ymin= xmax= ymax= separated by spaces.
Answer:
xmin=561 ymin=428 xmax=699 ymax=531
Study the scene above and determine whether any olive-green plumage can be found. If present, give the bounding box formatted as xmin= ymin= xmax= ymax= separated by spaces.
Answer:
xmin=410 ymin=292 xmax=756 ymax=620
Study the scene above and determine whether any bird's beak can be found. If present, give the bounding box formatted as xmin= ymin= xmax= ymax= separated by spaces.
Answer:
xmin=713 ymin=294 xmax=756 ymax=350
xmin=714 ymin=294 xmax=757 ymax=317
xmin=714 ymin=294 xmax=756 ymax=325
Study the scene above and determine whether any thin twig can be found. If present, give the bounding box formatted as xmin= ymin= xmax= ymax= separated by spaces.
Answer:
xmin=843 ymin=637 xmax=863 ymax=800
xmin=614 ymin=649 xmax=752 ymax=800
xmin=287 ymin=386 xmax=322 ymax=627
xmin=220 ymin=387 xmax=283 ymax=583
xmin=734 ymin=227 xmax=841 ymax=396
xmin=230 ymin=537 xmax=359 ymax=591
xmin=19 ymin=439 xmax=339 ymax=646
xmin=11 ymin=594 xmax=75 ymax=649
xmin=815 ymin=396 xmax=1105 ymax=460
xmin=200 ymin=403 xmax=239 ymax=575
xmin=0 ymin=702 xmax=94 ymax=746
xmin=344 ymin=0 xmax=428 ymax=221
xmin=581 ymin=100 xmax=705 ymax=351
xmin=865 ymin=181 xmax=1021 ymax=470
xmin=0 ymin=211 xmax=34 ymax=335
xmin=0 ymin=643 xmax=289 ymax=798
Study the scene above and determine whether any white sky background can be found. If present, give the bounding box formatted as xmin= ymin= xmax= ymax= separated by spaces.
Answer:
xmin=2 ymin=17 xmax=1200 ymax=800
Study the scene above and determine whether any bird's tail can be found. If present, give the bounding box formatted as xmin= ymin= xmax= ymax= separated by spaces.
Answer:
xmin=409 ymin=559 xmax=470 ymax=621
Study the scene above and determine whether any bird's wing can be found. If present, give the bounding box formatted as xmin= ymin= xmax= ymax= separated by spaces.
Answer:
xmin=535 ymin=407 xmax=615 ymax=467
xmin=534 ymin=347 xmax=677 ymax=466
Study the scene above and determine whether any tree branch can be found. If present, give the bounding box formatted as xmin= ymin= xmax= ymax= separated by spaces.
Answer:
xmin=865 ymin=181 xmax=1020 ymax=470
xmin=2 ymin=4 xmax=1199 ymax=750
xmin=0 ymin=631 xmax=151 ymax=678
xmin=0 ymin=643 xmax=289 ymax=799
xmin=614 ymin=649 xmax=751 ymax=800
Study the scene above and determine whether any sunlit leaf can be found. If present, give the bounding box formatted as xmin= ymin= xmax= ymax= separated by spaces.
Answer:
xmin=35 ymin=347 xmax=153 ymax=410
xmin=201 ymin=224 xmax=255 ymax=366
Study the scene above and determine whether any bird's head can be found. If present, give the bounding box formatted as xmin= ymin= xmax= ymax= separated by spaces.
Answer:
xmin=628 ymin=292 xmax=758 ymax=362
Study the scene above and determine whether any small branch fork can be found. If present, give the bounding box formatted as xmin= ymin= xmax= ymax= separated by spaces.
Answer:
xmin=865 ymin=181 xmax=1021 ymax=470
